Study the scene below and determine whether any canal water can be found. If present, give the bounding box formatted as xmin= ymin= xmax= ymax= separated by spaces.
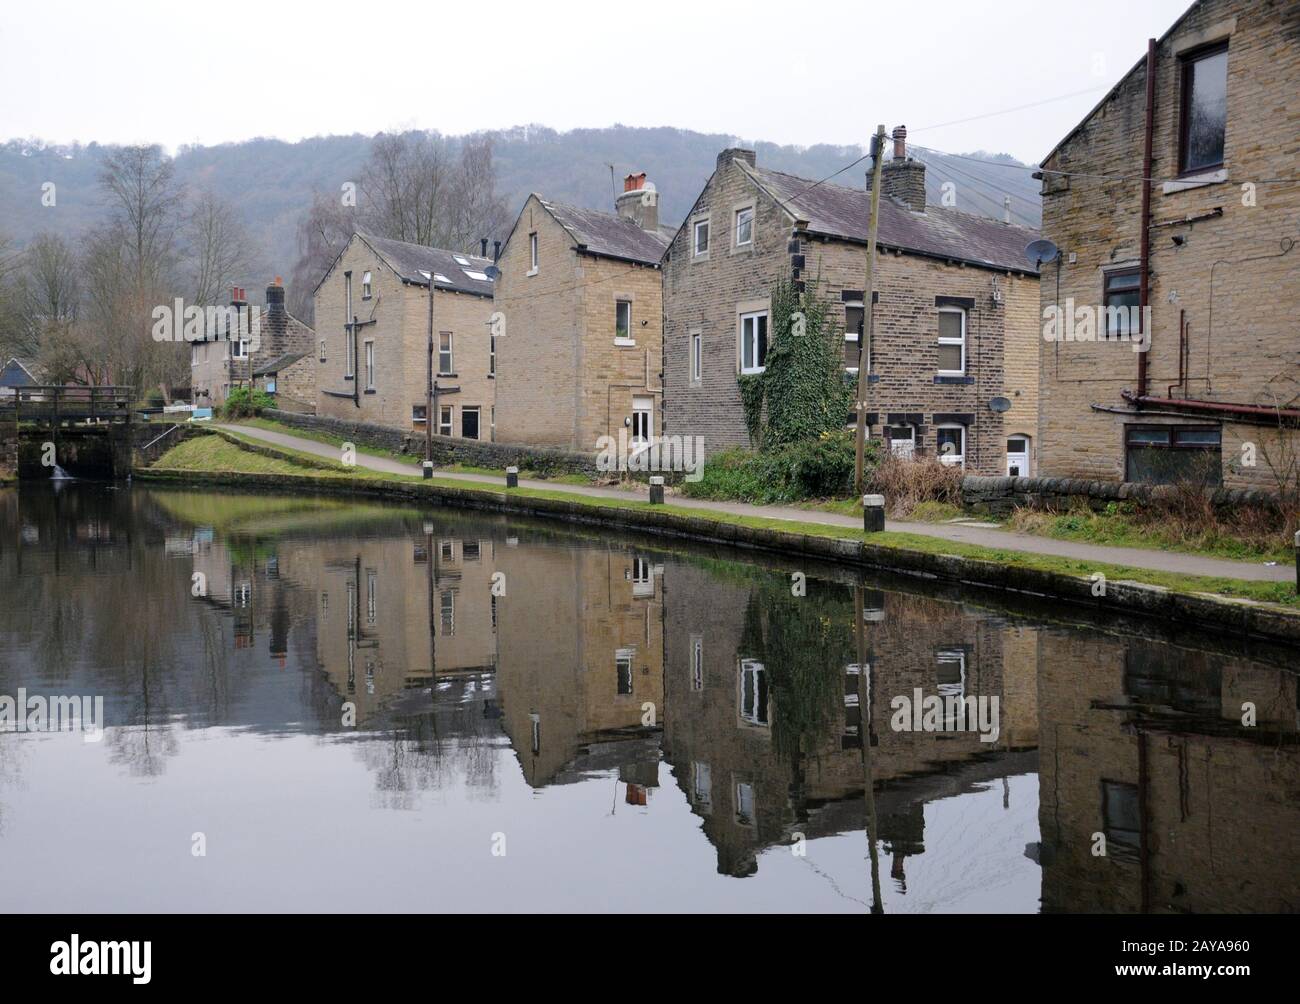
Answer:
xmin=0 ymin=484 xmax=1296 ymax=913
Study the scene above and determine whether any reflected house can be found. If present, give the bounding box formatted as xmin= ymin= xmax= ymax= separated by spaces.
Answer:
xmin=664 ymin=564 xmax=1039 ymax=878
xmin=288 ymin=524 xmax=500 ymax=725
xmin=494 ymin=539 xmax=664 ymax=789
xmin=1037 ymin=631 xmax=1300 ymax=913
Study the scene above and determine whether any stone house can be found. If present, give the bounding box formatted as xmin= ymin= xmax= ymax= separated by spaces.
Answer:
xmin=190 ymin=279 xmax=316 ymax=411
xmin=662 ymin=136 xmax=1042 ymax=476
xmin=0 ymin=357 xmax=39 ymax=398
xmin=1037 ymin=0 xmax=1300 ymax=490
xmin=493 ymin=177 xmax=670 ymax=451
xmin=315 ymin=233 xmax=496 ymax=439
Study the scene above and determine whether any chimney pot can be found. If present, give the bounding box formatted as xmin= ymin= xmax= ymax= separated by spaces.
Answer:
xmin=892 ymin=125 xmax=908 ymax=161
xmin=493 ymin=240 xmax=501 ymax=262
xmin=480 ymin=238 xmax=489 ymax=257
xmin=623 ymin=172 xmax=646 ymax=193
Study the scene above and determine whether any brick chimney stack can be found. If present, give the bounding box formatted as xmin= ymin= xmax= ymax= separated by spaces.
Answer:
xmin=872 ymin=125 xmax=927 ymax=213
xmin=264 ymin=277 xmax=287 ymax=350
xmin=615 ymin=171 xmax=659 ymax=233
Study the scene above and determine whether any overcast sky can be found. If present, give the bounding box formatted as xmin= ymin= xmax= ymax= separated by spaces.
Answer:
xmin=1 ymin=0 xmax=1193 ymax=163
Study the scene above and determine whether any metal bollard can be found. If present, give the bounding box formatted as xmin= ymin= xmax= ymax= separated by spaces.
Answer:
xmin=422 ymin=460 xmax=433 ymax=480
xmin=649 ymin=475 xmax=665 ymax=505
xmin=863 ymin=494 xmax=886 ymax=533
xmin=505 ymin=466 xmax=519 ymax=489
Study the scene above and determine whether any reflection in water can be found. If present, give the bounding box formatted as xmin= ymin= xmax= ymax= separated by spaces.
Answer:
xmin=0 ymin=484 xmax=1295 ymax=913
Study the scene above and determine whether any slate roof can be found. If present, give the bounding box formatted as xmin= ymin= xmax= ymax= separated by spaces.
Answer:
xmin=253 ymin=351 xmax=309 ymax=377
xmin=357 ymin=233 xmax=496 ymax=297
xmin=0 ymin=357 xmax=37 ymax=388
xmin=538 ymin=198 xmax=670 ymax=266
xmin=740 ymin=163 xmax=1042 ymax=276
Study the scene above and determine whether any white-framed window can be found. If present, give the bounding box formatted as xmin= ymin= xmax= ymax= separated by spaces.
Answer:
xmin=739 ymin=310 xmax=768 ymax=374
xmin=528 ymin=232 xmax=538 ymax=273
xmin=489 ymin=331 xmax=496 ymax=376
xmin=345 ymin=332 xmax=355 ymax=378
xmin=734 ymin=206 xmax=754 ymax=247
xmin=319 ymin=339 xmax=327 ymax=363
xmin=190 ymin=344 xmax=199 ymax=367
xmin=844 ymin=301 xmax=865 ymax=374
xmin=631 ymin=555 xmax=653 ymax=597
xmin=937 ymin=306 xmax=966 ymax=376
xmin=440 ymin=589 xmax=455 ymax=636
xmin=691 ymin=330 xmax=702 ymax=383
xmin=364 ymin=339 xmax=375 ymax=390
xmin=366 ymin=569 xmax=377 ymax=625
xmin=615 ymin=648 xmax=634 ymax=695
xmin=937 ymin=424 xmax=966 ymax=467
xmin=232 ymin=338 xmax=250 ymax=360
xmin=630 ymin=396 xmax=653 ymax=446
xmin=461 ymin=406 xmax=480 ymax=441
xmin=438 ymin=331 xmax=453 ymax=375
xmin=438 ymin=405 xmax=452 ymax=436
xmin=362 ymin=271 xmax=372 ymax=299
xmin=615 ymin=299 xmax=633 ymax=343
xmin=692 ymin=761 xmax=712 ymax=813
xmin=691 ymin=634 xmax=704 ymax=691
xmin=412 ymin=404 xmax=427 ymax=426
xmin=692 ymin=217 xmax=710 ymax=257
xmin=739 ymin=658 xmax=769 ymax=727
xmin=735 ymin=781 xmax=755 ymax=826
xmin=887 ymin=425 xmax=915 ymax=459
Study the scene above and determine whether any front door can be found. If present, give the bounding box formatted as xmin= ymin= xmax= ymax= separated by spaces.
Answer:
xmin=1007 ymin=437 xmax=1030 ymax=477
xmin=631 ymin=396 xmax=653 ymax=446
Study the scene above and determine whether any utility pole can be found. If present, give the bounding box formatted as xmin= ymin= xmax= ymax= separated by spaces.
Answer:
xmin=854 ymin=125 xmax=887 ymax=497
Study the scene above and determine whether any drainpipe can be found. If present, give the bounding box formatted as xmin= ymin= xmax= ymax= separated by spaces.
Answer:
xmin=1137 ymin=38 xmax=1157 ymax=400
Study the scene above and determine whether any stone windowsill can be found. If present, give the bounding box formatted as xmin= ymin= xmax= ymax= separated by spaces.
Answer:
xmin=1162 ymin=168 xmax=1227 ymax=195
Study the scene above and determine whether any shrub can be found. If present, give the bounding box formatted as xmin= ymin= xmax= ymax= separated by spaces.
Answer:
xmin=683 ymin=432 xmax=868 ymax=505
xmin=221 ymin=387 xmax=275 ymax=419
xmin=866 ymin=454 xmax=964 ymax=517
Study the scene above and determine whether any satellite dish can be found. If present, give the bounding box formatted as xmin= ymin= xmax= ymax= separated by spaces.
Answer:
xmin=989 ymin=396 xmax=1012 ymax=413
xmin=1024 ymin=238 xmax=1059 ymax=268
xmin=485 ymin=264 xmax=501 ymax=281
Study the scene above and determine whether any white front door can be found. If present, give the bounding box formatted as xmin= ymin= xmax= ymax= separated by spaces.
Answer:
xmin=1007 ymin=437 xmax=1030 ymax=477
xmin=631 ymin=396 xmax=653 ymax=446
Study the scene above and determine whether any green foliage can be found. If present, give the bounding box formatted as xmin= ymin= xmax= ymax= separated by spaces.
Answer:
xmin=682 ymin=431 xmax=872 ymax=504
xmin=737 ymin=374 xmax=765 ymax=446
xmin=220 ymin=387 xmax=275 ymax=419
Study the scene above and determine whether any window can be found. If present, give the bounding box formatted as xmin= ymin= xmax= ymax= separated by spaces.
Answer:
xmin=528 ymin=232 xmax=538 ymax=273
xmin=1125 ymin=426 xmax=1222 ymax=485
xmin=412 ymin=404 xmax=427 ymax=426
xmin=440 ymin=590 xmax=455 ymax=636
xmin=463 ymin=539 xmax=480 ymax=561
xmin=438 ymin=331 xmax=453 ymax=375
xmin=735 ymin=781 xmax=755 ymax=826
xmin=739 ymin=310 xmax=768 ymax=374
xmin=319 ymin=339 xmax=327 ymax=363
xmin=1101 ymin=780 xmax=1141 ymax=862
xmin=1180 ymin=43 xmax=1228 ymax=174
xmin=1103 ymin=269 xmax=1141 ymax=340
xmin=693 ymin=218 xmax=710 ymax=257
xmin=631 ymin=554 xmax=653 ymax=597
xmin=936 ymin=424 xmax=965 ymax=467
xmin=366 ymin=570 xmax=377 ymax=625
xmin=615 ymin=299 xmax=632 ymax=342
xmin=489 ymin=331 xmax=496 ymax=377
xmin=364 ymin=339 xmax=375 ymax=390
xmin=936 ymin=648 xmax=965 ymax=698
xmin=461 ymin=406 xmax=480 ymax=441
xmin=937 ymin=306 xmax=966 ymax=375
xmin=844 ymin=302 xmax=865 ymax=374
xmin=440 ymin=540 xmax=455 ymax=562
xmin=739 ymin=659 xmax=769 ymax=727
xmin=232 ymin=338 xmax=250 ymax=360
xmin=691 ymin=330 xmax=702 ymax=383
xmin=692 ymin=762 xmax=712 ymax=813
xmin=887 ymin=425 xmax=915 ymax=459
xmin=345 ymin=331 xmax=355 ymax=379
xmin=438 ymin=405 xmax=452 ymax=437
xmin=362 ymin=271 xmax=372 ymax=299
xmin=616 ymin=650 xmax=634 ymax=695
xmin=734 ymin=207 xmax=753 ymax=247
xmin=690 ymin=635 xmax=704 ymax=691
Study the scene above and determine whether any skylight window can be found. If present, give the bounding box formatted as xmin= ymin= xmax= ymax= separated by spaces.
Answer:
xmin=434 ymin=273 xmax=451 ymax=284
xmin=462 ymin=269 xmax=490 ymax=282
xmin=453 ymin=255 xmax=471 ymax=266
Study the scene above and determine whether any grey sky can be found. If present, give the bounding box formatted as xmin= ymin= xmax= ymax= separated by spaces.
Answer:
xmin=1 ymin=0 xmax=1194 ymax=162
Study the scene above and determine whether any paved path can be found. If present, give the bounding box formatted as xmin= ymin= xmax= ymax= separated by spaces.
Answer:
xmin=216 ymin=423 xmax=1294 ymax=583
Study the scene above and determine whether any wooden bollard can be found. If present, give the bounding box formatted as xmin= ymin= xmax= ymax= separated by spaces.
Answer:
xmin=505 ymin=466 xmax=519 ymax=488
xmin=649 ymin=476 xmax=665 ymax=505
xmin=863 ymin=494 xmax=886 ymax=533
xmin=422 ymin=460 xmax=433 ymax=480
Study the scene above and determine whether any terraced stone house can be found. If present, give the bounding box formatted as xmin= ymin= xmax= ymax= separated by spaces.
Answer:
xmin=1037 ymin=0 xmax=1300 ymax=490
xmin=315 ymin=233 xmax=497 ymax=439
xmin=493 ymin=176 xmax=670 ymax=451
xmin=662 ymin=135 xmax=1042 ymax=477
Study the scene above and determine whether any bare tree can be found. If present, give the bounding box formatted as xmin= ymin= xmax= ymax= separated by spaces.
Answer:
xmin=288 ymin=190 xmax=359 ymax=323
xmin=98 ymin=145 xmax=184 ymax=287
xmin=184 ymin=188 xmax=257 ymax=307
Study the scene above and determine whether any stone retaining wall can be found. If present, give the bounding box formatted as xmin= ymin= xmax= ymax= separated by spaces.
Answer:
xmin=962 ymin=474 xmax=1281 ymax=517
xmin=262 ymin=409 xmax=599 ymax=477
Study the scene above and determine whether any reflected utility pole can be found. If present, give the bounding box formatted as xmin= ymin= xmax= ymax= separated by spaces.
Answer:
xmin=855 ymin=583 xmax=884 ymax=914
